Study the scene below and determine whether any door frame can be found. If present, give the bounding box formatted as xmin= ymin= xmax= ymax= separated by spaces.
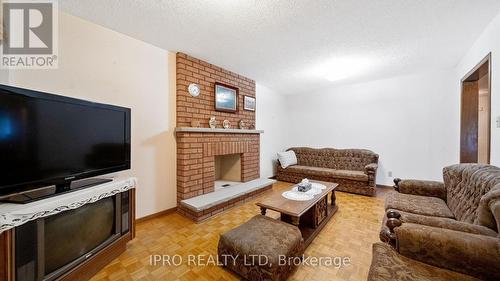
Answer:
xmin=460 ymin=52 xmax=491 ymax=163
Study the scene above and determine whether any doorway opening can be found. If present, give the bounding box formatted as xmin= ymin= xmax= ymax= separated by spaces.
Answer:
xmin=460 ymin=53 xmax=491 ymax=164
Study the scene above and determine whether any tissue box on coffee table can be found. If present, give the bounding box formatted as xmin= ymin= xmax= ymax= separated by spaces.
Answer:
xmin=297 ymin=178 xmax=312 ymax=192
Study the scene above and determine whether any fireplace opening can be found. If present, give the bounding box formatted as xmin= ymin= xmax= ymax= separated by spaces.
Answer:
xmin=215 ymin=154 xmax=242 ymax=190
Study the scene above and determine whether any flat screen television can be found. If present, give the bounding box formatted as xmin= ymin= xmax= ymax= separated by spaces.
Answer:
xmin=0 ymin=84 xmax=131 ymax=203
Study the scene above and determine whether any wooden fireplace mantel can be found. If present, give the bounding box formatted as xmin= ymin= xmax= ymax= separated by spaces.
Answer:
xmin=175 ymin=127 xmax=264 ymax=134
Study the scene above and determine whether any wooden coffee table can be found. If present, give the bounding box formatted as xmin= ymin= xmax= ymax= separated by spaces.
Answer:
xmin=256 ymin=180 xmax=338 ymax=248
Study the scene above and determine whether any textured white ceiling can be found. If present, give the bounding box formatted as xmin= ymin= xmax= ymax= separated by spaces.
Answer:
xmin=60 ymin=0 xmax=500 ymax=95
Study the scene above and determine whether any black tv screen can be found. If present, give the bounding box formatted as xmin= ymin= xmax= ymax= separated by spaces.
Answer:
xmin=0 ymin=85 xmax=131 ymax=197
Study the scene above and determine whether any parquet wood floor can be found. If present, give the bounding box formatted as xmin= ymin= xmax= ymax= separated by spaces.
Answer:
xmin=90 ymin=182 xmax=390 ymax=281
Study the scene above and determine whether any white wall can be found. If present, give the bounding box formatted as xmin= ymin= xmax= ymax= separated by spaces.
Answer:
xmin=6 ymin=13 xmax=177 ymax=218
xmin=256 ymin=84 xmax=289 ymax=178
xmin=283 ymin=11 xmax=500 ymax=186
xmin=457 ymin=11 xmax=500 ymax=166
xmin=286 ymin=70 xmax=458 ymax=186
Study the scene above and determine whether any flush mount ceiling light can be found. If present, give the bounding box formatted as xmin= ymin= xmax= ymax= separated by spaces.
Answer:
xmin=309 ymin=57 xmax=374 ymax=82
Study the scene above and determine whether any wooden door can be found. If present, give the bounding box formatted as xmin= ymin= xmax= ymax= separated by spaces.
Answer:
xmin=460 ymin=81 xmax=479 ymax=163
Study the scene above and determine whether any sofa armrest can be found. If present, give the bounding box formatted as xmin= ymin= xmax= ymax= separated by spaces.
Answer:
xmin=365 ymin=163 xmax=378 ymax=174
xmin=393 ymin=178 xmax=446 ymax=200
xmin=365 ymin=163 xmax=378 ymax=187
xmin=276 ymin=160 xmax=285 ymax=173
xmin=395 ymin=223 xmax=500 ymax=280
xmin=492 ymin=199 xmax=500 ymax=233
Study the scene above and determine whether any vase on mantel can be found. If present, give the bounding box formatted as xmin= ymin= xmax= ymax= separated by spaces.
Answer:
xmin=223 ymin=120 xmax=231 ymax=129
xmin=209 ymin=116 xmax=216 ymax=128
xmin=239 ymin=120 xmax=247 ymax=129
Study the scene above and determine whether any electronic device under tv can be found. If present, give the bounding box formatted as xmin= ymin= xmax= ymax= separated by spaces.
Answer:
xmin=0 ymin=84 xmax=131 ymax=203
xmin=13 ymin=190 xmax=133 ymax=281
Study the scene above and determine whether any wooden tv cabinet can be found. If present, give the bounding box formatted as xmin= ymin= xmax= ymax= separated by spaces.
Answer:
xmin=0 ymin=183 xmax=136 ymax=281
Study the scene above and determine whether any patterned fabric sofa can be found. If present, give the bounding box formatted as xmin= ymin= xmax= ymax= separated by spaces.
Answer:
xmin=276 ymin=147 xmax=379 ymax=196
xmin=378 ymin=164 xmax=500 ymax=280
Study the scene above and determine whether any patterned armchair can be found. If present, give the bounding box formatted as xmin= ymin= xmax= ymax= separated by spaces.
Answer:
xmin=377 ymin=164 xmax=500 ymax=280
xmin=368 ymin=241 xmax=486 ymax=281
xmin=276 ymin=147 xmax=379 ymax=196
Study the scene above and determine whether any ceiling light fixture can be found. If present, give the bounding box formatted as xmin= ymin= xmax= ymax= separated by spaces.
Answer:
xmin=310 ymin=57 xmax=374 ymax=82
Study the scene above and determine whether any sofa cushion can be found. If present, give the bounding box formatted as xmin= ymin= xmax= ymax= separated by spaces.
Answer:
xmin=283 ymin=165 xmax=368 ymax=181
xmin=385 ymin=192 xmax=454 ymax=219
xmin=277 ymin=150 xmax=297 ymax=169
xmin=443 ymin=164 xmax=500 ymax=224
xmin=395 ymin=223 xmax=500 ymax=280
xmin=368 ymin=242 xmax=480 ymax=281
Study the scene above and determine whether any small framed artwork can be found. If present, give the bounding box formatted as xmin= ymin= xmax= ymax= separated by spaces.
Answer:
xmin=215 ymin=82 xmax=238 ymax=112
xmin=244 ymin=96 xmax=256 ymax=111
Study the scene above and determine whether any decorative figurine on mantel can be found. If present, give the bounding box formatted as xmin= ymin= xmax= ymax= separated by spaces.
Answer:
xmin=248 ymin=122 xmax=255 ymax=130
xmin=223 ymin=120 xmax=231 ymax=129
xmin=239 ymin=120 xmax=247 ymax=130
xmin=209 ymin=116 xmax=217 ymax=128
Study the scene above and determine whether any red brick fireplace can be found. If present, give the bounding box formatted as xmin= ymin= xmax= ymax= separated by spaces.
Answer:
xmin=175 ymin=53 xmax=272 ymax=221
xmin=176 ymin=132 xmax=260 ymax=199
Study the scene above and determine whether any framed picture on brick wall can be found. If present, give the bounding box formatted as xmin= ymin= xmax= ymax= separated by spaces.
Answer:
xmin=215 ymin=82 xmax=238 ymax=112
xmin=243 ymin=96 xmax=256 ymax=111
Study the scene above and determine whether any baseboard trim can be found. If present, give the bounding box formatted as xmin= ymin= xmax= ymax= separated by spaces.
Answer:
xmin=136 ymin=207 xmax=177 ymax=224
